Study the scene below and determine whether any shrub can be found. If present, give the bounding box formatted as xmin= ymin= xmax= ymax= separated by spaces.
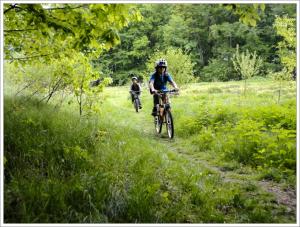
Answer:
xmin=181 ymin=99 xmax=296 ymax=181
xmin=146 ymin=47 xmax=195 ymax=85
xmin=200 ymin=58 xmax=238 ymax=82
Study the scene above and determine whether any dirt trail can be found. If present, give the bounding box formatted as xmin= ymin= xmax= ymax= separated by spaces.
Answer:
xmin=164 ymin=138 xmax=296 ymax=215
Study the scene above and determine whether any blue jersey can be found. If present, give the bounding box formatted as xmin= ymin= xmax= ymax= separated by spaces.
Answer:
xmin=149 ymin=72 xmax=173 ymax=91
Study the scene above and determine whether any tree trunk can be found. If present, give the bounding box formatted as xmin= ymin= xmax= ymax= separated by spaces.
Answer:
xmin=277 ymin=80 xmax=282 ymax=104
xmin=244 ymin=79 xmax=247 ymax=96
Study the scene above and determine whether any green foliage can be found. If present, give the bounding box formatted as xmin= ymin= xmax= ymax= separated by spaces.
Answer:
xmin=1 ymin=96 xmax=263 ymax=223
xmin=97 ymin=4 xmax=172 ymax=85
xmin=201 ymin=58 xmax=238 ymax=82
xmin=177 ymin=82 xmax=296 ymax=183
xmin=269 ymin=69 xmax=293 ymax=104
xmin=4 ymin=3 xmax=141 ymax=62
xmin=162 ymin=14 xmax=189 ymax=49
xmin=4 ymin=55 xmax=112 ymax=116
xmin=130 ymin=35 xmax=150 ymax=59
xmin=3 ymin=3 xmax=297 ymax=223
xmin=232 ymin=45 xmax=263 ymax=94
xmin=232 ymin=45 xmax=263 ymax=80
xmin=4 ymin=3 xmax=142 ymax=113
xmin=94 ymin=4 xmax=296 ymax=83
xmin=64 ymin=51 xmax=113 ymax=115
xmin=273 ymin=16 xmax=296 ymax=73
xmin=271 ymin=69 xmax=292 ymax=82
xmin=224 ymin=4 xmax=265 ymax=26
xmin=146 ymin=48 xmax=195 ymax=85
xmin=4 ymin=78 xmax=296 ymax=223
xmin=209 ymin=22 xmax=250 ymax=52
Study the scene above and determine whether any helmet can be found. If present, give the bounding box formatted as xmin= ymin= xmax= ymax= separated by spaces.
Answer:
xmin=155 ymin=59 xmax=167 ymax=68
xmin=132 ymin=76 xmax=138 ymax=81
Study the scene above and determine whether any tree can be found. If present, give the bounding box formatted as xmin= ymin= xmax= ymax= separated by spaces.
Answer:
xmin=69 ymin=3 xmax=296 ymax=85
xmin=60 ymin=51 xmax=113 ymax=116
xmin=271 ymin=15 xmax=296 ymax=104
xmin=98 ymin=4 xmax=172 ymax=85
xmin=201 ymin=58 xmax=238 ymax=82
xmin=273 ymin=16 xmax=296 ymax=74
xmin=271 ymin=69 xmax=292 ymax=104
xmin=162 ymin=14 xmax=189 ymax=50
xmin=146 ymin=48 xmax=195 ymax=85
xmin=231 ymin=45 xmax=263 ymax=95
xmin=4 ymin=3 xmax=142 ymax=62
xmin=223 ymin=4 xmax=265 ymax=26
xmin=4 ymin=3 xmax=141 ymax=115
xmin=170 ymin=4 xmax=231 ymax=73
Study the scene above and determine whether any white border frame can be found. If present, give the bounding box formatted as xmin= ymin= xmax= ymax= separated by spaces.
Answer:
xmin=0 ymin=0 xmax=299 ymax=227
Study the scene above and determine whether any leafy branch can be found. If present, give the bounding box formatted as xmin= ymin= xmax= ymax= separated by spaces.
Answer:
xmin=44 ymin=5 xmax=86 ymax=11
xmin=5 ymin=53 xmax=59 ymax=61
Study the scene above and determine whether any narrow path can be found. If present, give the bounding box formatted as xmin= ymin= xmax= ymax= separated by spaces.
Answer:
xmin=163 ymin=137 xmax=296 ymax=215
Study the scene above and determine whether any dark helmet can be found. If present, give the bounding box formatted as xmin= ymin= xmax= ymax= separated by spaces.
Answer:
xmin=132 ymin=76 xmax=138 ymax=81
xmin=155 ymin=58 xmax=167 ymax=68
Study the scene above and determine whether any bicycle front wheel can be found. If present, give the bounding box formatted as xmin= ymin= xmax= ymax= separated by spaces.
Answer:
xmin=134 ymin=99 xmax=139 ymax=112
xmin=165 ymin=110 xmax=174 ymax=139
xmin=154 ymin=116 xmax=162 ymax=134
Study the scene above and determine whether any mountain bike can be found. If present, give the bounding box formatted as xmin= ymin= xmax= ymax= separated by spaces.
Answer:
xmin=130 ymin=90 xmax=142 ymax=112
xmin=153 ymin=89 xmax=179 ymax=139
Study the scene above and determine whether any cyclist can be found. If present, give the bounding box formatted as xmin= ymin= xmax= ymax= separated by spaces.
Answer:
xmin=149 ymin=59 xmax=179 ymax=116
xmin=130 ymin=76 xmax=142 ymax=109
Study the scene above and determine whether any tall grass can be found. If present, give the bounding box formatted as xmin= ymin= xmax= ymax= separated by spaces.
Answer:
xmin=176 ymin=80 xmax=296 ymax=185
xmin=3 ymin=77 xmax=296 ymax=223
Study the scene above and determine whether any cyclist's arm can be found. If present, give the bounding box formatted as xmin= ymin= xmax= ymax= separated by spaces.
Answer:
xmin=129 ymin=84 xmax=133 ymax=93
xmin=149 ymin=80 xmax=157 ymax=93
xmin=166 ymin=74 xmax=179 ymax=91
xmin=169 ymin=80 xmax=179 ymax=91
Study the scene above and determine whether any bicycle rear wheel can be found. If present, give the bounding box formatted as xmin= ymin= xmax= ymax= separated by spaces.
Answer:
xmin=165 ymin=110 xmax=174 ymax=138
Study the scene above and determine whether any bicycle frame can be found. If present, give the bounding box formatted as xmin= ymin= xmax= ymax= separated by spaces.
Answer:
xmin=130 ymin=90 xmax=141 ymax=112
xmin=154 ymin=90 xmax=178 ymax=138
xmin=132 ymin=92 xmax=139 ymax=100
xmin=156 ymin=90 xmax=177 ymax=117
xmin=157 ymin=93 xmax=170 ymax=118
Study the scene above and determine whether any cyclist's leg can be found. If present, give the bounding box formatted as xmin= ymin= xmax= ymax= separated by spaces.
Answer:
xmin=152 ymin=94 xmax=159 ymax=116
xmin=131 ymin=94 xmax=134 ymax=103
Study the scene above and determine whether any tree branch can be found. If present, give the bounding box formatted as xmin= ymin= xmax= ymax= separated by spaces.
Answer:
xmin=5 ymin=52 xmax=58 ymax=61
xmin=25 ymin=89 xmax=40 ymax=102
xmin=15 ymin=80 xmax=36 ymax=96
xmin=4 ymin=29 xmax=38 ymax=33
xmin=44 ymin=5 xmax=85 ymax=11
xmin=46 ymin=77 xmax=63 ymax=103
xmin=4 ymin=4 xmax=18 ymax=14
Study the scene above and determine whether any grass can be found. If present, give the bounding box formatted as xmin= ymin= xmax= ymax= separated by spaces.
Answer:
xmin=3 ymin=76 xmax=297 ymax=223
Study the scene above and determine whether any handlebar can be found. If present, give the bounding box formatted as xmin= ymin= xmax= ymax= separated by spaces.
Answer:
xmin=129 ymin=90 xmax=142 ymax=93
xmin=155 ymin=89 xmax=179 ymax=95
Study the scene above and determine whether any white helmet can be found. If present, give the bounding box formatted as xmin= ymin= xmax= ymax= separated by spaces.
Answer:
xmin=155 ymin=58 xmax=167 ymax=68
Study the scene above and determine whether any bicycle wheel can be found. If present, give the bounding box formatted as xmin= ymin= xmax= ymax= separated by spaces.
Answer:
xmin=134 ymin=99 xmax=139 ymax=112
xmin=165 ymin=110 xmax=174 ymax=138
xmin=154 ymin=116 xmax=162 ymax=134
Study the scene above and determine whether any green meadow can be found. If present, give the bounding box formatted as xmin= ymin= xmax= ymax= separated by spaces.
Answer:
xmin=4 ymin=76 xmax=297 ymax=223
